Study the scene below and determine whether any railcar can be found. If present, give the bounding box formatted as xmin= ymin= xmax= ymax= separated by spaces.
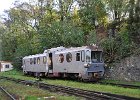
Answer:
xmin=22 ymin=45 xmax=104 ymax=81
xmin=22 ymin=53 xmax=48 ymax=76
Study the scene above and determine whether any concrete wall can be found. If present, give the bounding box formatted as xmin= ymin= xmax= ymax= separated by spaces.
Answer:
xmin=105 ymin=55 xmax=140 ymax=82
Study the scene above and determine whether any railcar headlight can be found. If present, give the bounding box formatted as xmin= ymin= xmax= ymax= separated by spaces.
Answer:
xmin=84 ymin=63 xmax=88 ymax=67
xmin=21 ymin=66 xmax=23 ymax=68
xmin=84 ymin=63 xmax=91 ymax=68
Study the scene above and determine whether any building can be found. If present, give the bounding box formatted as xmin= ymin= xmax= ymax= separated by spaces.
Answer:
xmin=0 ymin=61 xmax=13 ymax=72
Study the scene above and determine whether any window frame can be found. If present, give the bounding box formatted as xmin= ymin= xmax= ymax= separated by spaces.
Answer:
xmin=43 ymin=56 xmax=47 ymax=64
xmin=5 ymin=65 xmax=9 ymax=68
xmin=37 ymin=57 xmax=40 ymax=64
xmin=81 ymin=50 xmax=85 ymax=62
xmin=34 ymin=58 xmax=36 ymax=64
xmin=59 ymin=54 xmax=64 ymax=63
xmin=30 ymin=58 xmax=33 ymax=65
xmin=91 ymin=51 xmax=103 ymax=63
xmin=86 ymin=50 xmax=91 ymax=62
xmin=66 ymin=52 xmax=72 ymax=62
xmin=76 ymin=52 xmax=80 ymax=61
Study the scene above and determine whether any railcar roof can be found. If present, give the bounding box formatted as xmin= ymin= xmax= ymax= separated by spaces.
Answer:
xmin=44 ymin=46 xmax=65 ymax=53
xmin=54 ymin=46 xmax=86 ymax=54
xmin=23 ymin=53 xmax=47 ymax=59
xmin=0 ymin=61 xmax=12 ymax=63
xmin=23 ymin=45 xmax=103 ymax=59
xmin=55 ymin=46 xmax=103 ymax=54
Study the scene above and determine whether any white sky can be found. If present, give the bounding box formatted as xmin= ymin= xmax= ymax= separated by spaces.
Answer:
xmin=0 ymin=0 xmax=29 ymax=14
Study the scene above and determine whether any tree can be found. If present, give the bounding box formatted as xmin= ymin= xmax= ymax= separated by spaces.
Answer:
xmin=0 ymin=0 xmax=139 ymax=69
xmin=77 ymin=0 xmax=107 ymax=45
xmin=104 ymin=0 xmax=129 ymax=36
xmin=127 ymin=0 xmax=140 ymax=44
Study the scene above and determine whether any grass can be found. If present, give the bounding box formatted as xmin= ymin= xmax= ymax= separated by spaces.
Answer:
xmin=0 ymin=89 xmax=11 ymax=100
xmin=0 ymin=69 xmax=140 ymax=98
xmin=0 ymin=69 xmax=36 ymax=81
xmin=99 ymin=79 xmax=140 ymax=86
xmin=44 ymin=79 xmax=140 ymax=98
xmin=0 ymin=79 xmax=81 ymax=100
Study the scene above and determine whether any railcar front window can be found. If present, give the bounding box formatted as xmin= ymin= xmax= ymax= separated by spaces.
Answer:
xmin=86 ymin=50 xmax=90 ymax=62
xmin=91 ymin=51 xmax=102 ymax=63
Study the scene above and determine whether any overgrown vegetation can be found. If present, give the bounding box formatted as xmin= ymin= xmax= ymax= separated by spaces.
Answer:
xmin=0 ymin=0 xmax=139 ymax=68
xmin=0 ymin=79 xmax=81 ymax=100
xmin=0 ymin=70 xmax=140 ymax=98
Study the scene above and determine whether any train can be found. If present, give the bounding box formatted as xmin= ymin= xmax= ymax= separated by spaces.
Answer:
xmin=22 ymin=45 xmax=105 ymax=81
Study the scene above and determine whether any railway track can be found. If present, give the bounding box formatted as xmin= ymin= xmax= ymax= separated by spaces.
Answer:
xmin=98 ymin=82 xmax=140 ymax=89
xmin=0 ymin=76 xmax=139 ymax=100
xmin=0 ymin=86 xmax=16 ymax=100
xmin=42 ymin=77 xmax=140 ymax=90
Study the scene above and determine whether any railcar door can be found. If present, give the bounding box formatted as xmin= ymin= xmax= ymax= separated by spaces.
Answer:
xmin=85 ymin=50 xmax=91 ymax=63
xmin=48 ymin=53 xmax=53 ymax=70
xmin=81 ymin=50 xmax=85 ymax=62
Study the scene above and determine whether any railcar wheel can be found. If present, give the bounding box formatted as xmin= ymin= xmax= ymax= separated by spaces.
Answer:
xmin=82 ymin=79 xmax=89 ymax=82
xmin=28 ymin=72 xmax=34 ymax=76
xmin=23 ymin=71 xmax=28 ymax=75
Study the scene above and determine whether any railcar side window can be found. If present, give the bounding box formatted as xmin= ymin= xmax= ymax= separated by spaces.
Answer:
xmin=59 ymin=54 xmax=64 ymax=63
xmin=81 ymin=50 xmax=85 ymax=62
xmin=37 ymin=57 xmax=40 ymax=64
xmin=43 ymin=56 xmax=47 ymax=64
xmin=30 ymin=58 xmax=33 ymax=64
xmin=76 ymin=52 xmax=80 ymax=61
xmin=34 ymin=58 xmax=36 ymax=64
xmin=66 ymin=53 xmax=72 ymax=62
xmin=86 ymin=50 xmax=90 ymax=62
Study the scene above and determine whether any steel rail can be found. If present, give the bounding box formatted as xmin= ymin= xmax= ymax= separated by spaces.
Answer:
xmin=39 ymin=83 xmax=139 ymax=100
xmin=0 ymin=76 xmax=140 ymax=100
xmin=98 ymin=82 xmax=140 ymax=89
xmin=0 ymin=86 xmax=16 ymax=100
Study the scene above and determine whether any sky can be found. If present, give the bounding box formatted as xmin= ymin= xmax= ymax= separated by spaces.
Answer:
xmin=0 ymin=0 xmax=16 ymax=14
xmin=0 ymin=0 xmax=29 ymax=15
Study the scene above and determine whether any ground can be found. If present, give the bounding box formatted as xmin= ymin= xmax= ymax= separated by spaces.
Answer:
xmin=0 ymin=69 xmax=140 ymax=99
